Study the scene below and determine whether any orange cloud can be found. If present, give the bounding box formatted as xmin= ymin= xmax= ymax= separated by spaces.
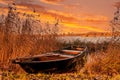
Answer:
xmin=81 ymin=15 xmax=108 ymax=22
xmin=16 ymin=1 xmax=45 ymax=11
xmin=48 ymin=10 xmax=73 ymax=17
xmin=16 ymin=5 xmax=28 ymax=10
xmin=61 ymin=22 xmax=105 ymax=33
xmin=64 ymin=3 xmax=80 ymax=10
xmin=40 ymin=0 xmax=64 ymax=5
xmin=46 ymin=10 xmax=79 ymax=23
xmin=0 ymin=1 xmax=79 ymax=23
xmin=0 ymin=1 xmax=109 ymax=33
xmin=9 ymin=8 xmax=104 ymax=33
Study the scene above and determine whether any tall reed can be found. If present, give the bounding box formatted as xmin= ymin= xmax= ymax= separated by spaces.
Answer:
xmin=0 ymin=3 xmax=62 ymax=72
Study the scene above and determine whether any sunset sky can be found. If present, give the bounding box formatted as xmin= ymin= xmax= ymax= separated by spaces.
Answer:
xmin=0 ymin=0 xmax=120 ymax=33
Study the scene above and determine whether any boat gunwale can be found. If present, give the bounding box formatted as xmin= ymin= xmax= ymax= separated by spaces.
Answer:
xmin=19 ymin=57 xmax=74 ymax=64
xmin=15 ymin=51 xmax=85 ymax=64
xmin=13 ymin=47 xmax=87 ymax=64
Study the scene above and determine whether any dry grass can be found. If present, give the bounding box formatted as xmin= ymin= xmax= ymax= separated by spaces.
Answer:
xmin=82 ymin=6 xmax=120 ymax=77
xmin=0 ymin=4 xmax=62 ymax=73
xmin=0 ymin=33 xmax=62 ymax=72
xmin=84 ymin=42 xmax=120 ymax=76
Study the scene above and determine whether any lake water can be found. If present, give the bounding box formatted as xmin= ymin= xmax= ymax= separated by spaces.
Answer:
xmin=58 ymin=36 xmax=112 ymax=43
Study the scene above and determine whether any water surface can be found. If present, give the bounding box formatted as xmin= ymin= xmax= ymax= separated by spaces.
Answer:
xmin=58 ymin=36 xmax=112 ymax=43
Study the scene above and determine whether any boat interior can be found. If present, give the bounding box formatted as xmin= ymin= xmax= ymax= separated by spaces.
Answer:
xmin=13 ymin=47 xmax=84 ymax=63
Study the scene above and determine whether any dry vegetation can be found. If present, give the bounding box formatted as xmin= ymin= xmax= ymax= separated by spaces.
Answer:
xmin=84 ymin=43 xmax=120 ymax=76
xmin=0 ymin=4 xmax=63 ymax=73
xmin=0 ymin=3 xmax=120 ymax=80
xmin=82 ymin=6 xmax=120 ymax=79
xmin=0 ymin=40 xmax=120 ymax=80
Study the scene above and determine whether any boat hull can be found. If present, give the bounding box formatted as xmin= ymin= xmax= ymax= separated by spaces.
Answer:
xmin=12 ymin=47 xmax=87 ymax=73
xmin=19 ymin=58 xmax=75 ymax=73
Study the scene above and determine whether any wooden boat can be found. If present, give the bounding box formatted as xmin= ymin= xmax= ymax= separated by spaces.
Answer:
xmin=12 ymin=46 xmax=87 ymax=73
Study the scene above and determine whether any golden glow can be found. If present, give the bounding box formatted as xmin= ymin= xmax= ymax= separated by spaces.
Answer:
xmin=0 ymin=0 xmax=111 ymax=33
xmin=16 ymin=5 xmax=28 ymax=10
xmin=0 ymin=8 xmax=106 ymax=33
xmin=62 ymin=22 xmax=105 ymax=32
xmin=81 ymin=15 xmax=108 ymax=22
xmin=40 ymin=0 xmax=62 ymax=5
xmin=48 ymin=10 xmax=73 ymax=18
